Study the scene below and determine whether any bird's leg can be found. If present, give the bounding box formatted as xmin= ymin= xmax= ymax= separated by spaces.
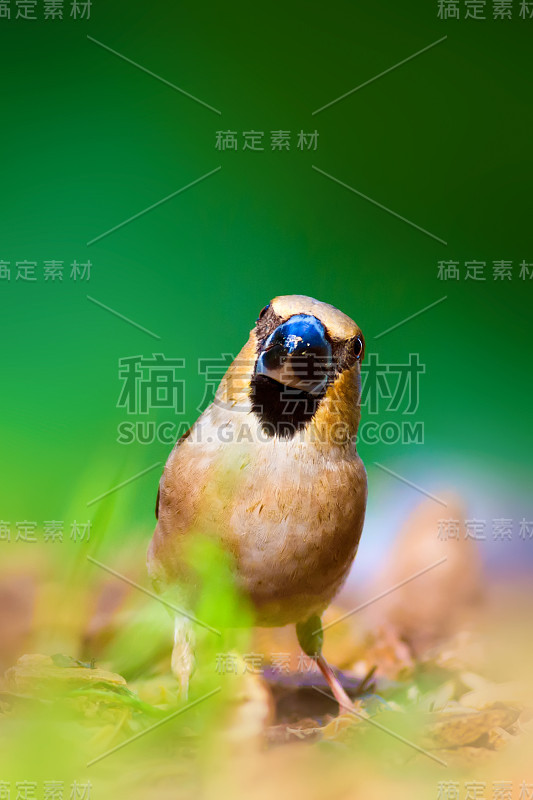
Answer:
xmin=296 ymin=615 xmax=353 ymax=712
xmin=171 ymin=615 xmax=195 ymax=700
xmin=315 ymin=653 xmax=353 ymax=711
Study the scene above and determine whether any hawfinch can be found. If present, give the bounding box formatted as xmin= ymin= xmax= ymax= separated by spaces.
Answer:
xmin=148 ymin=295 xmax=367 ymax=709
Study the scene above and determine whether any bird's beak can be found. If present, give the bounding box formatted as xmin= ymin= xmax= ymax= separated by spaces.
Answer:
xmin=254 ymin=314 xmax=332 ymax=396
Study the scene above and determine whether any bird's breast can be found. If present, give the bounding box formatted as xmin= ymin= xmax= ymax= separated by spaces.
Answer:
xmin=151 ymin=408 xmax=367 ymax=626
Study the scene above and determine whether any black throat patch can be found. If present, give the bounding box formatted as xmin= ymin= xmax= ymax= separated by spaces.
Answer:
xmin=249 ymin=373 xmax=324 ymax=439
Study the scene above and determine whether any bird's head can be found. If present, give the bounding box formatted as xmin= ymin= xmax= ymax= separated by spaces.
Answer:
xmin=217 ymin=295 xmax=365 ymax=445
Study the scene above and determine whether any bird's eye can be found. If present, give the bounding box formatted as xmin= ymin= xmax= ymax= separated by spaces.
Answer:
xmin=352 ymin=336 xmax=364 ymax=360
xmin=258 ymin=303 xmax=270 ymax=320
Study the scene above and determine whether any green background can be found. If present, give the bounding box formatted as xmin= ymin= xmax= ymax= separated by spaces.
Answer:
xmin=1 ymin=0 xmax=531 ymax=571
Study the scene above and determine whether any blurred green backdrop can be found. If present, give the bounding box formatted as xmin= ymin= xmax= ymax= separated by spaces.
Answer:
xmin=1 ymin=0 xmax=531 ymax=570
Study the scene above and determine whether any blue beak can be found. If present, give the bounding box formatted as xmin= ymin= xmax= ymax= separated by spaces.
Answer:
xmin=255 ymin=314 xmax=332 ymax=395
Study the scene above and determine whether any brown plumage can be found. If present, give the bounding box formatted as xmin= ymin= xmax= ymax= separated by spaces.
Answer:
xmin=148 ymin=295 xmax=367 ymax=707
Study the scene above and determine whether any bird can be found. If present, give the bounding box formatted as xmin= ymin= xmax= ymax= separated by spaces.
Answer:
xmin=147 ymin=294 xmax=367 ymax=710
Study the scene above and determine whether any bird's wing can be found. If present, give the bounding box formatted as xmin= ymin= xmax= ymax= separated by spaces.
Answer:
xmin=154 ymin=425 xmax=193 ymax=521
xmin=155 ymin=485 xmax=160 ymax=520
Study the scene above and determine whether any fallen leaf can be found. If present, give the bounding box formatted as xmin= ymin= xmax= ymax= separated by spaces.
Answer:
xmin=426 ymin=704 xmax=520 ymax=747
xmin=5 ymin=653 xmax=127 ymax=694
